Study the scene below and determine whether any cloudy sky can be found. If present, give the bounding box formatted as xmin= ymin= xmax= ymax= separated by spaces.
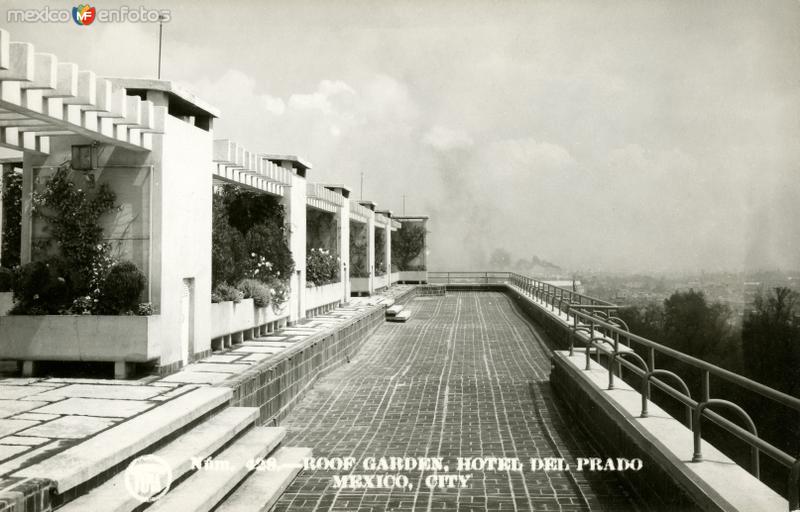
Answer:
xmin=5 ymin=0 xmax=799 ymax=273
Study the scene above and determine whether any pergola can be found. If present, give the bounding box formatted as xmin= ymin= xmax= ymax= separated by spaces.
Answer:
xmin=0 ymin=29 xmax=162 ymax=154
xmin=213 ymin=139 xmax=293 ymax=196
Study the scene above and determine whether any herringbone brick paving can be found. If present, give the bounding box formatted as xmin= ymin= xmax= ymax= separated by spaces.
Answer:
xmin=274 ymin=292 xmax=646 ymax=511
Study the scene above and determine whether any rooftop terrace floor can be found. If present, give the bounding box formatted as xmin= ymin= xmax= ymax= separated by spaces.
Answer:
xmin=275 ymin=291 xmax=647 ymax=511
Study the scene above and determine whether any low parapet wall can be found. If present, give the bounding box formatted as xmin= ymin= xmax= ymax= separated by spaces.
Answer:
xmin=501 ymin=283 xmax=788 ymax=512
xmin=220 ymin=286 xmax=418 ymax=425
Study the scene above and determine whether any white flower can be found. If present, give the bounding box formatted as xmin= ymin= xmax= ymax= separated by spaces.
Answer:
xmin=251 ymin=252 xmax=256 ymax=257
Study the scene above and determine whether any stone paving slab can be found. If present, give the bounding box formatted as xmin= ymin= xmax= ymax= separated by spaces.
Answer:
xmin=0 ymin=419 xmax=39 ymax=437
xmin=0 ymin=445 xmax=28 ymax=461
xmin=0 ymin=440 xmax=64 ymax=476
xmin=185 ymin=363 xmax=253 ymax=374
xmin=0 ymin=386 xmax=48 ymax=400
xmin=12 ymin=413 xmax=59 ymax=422
xmin=30 ymin=384 xmax=164 ymax=401
xmin=244 ymin=341 xmax=292 ymax=348
xmin=204 ymin=354 xmax=245 ymax=363
xmin=19 ymin=416 xmax=117 ymax=439
xmin=0 ymin=436 xmax=49 ymax=446
xmin=240 ymin=353 xmax=272 ymax=362
xmin=0 ymin=400 xmax=50 ymax=418
xmin=232 ymin=346 xmax=279 ymax=354
xmin=34 ymin=397 xmax=154 ymax=418
xmin=159 ymin=371 xmax=232 ymax=384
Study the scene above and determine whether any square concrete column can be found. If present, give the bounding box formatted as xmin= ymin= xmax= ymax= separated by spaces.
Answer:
xmin=281 ymin=168 xmax=307 ymax=323
xmin=384 ymin=223 xmax=391 ymax=277
xmin=323 ymin=185 xmax=353 ymax=301
xmin=366 ymin=211 xmax=375 ymax=294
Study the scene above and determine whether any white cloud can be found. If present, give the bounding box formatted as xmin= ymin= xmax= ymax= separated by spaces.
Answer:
xmin=288 ymin=80 xmax=356 ymax=114
xmin=486 ymin=138 xmax=575 ymax=169
xmin=423 ymin=125 xmax=474 ymax=151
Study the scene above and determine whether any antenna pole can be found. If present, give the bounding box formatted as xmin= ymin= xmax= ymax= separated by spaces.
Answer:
xmin=157 ymin=16 xmax=164 ymax=79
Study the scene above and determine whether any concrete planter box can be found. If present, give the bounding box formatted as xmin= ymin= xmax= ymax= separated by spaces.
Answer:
xmin=0 ymin=292 xmax=13 ymax=316
xmin=210 ymin=298 xmax=288 ymax=340
xmin=350 ymin=277 xmax=371 ymax=294
xmin=305 ymin=282 xmax=344 ymax=311
xmin=0 ymin=314 xmax=161 ymax=362
xmin=374 ymin=274 xmax=388 ymax=290
xmin=399 ymin=270 xmax=428 ymax=283
xmin=390 ymin=272 xmax=400 ymax=284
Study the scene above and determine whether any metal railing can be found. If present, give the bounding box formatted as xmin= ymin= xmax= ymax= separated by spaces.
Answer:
xmin=513 ymin=275 xmax=800 ymax=510
xmin=429 ymin=271 xmax=800 ymax=508
xmin=428 ymin=271 xmax=510 ymax=285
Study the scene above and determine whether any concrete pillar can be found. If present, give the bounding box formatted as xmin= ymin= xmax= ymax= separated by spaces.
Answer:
xmin=338 ymin=199 xmax=350 ymax=302
xmin=323 ymin=185 xmax=352 ymax=302
xmin=384 ymin=224 xmax=391 ymax=279
xmin=281 ymin=168 xmax=307 ymax=323
xmin=21 ymin=360 xmax=36 ymax=377
xmin=114 ymin=361 xmax=132 ymax=380
xmin=366 ymin=212 xmax=375 ymax=294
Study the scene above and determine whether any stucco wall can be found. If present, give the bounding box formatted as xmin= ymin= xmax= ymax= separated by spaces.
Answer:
xmin=157 ymin=115 xmax=213 ymax=366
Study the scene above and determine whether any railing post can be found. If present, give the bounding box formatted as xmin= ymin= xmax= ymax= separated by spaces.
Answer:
xmin=570 ymin=315 xmax=576 ymax=357
xmin=789 ymin=458 xmax=800 ymax=512
xmin=693 ymin=371 xmax=711 ymax=462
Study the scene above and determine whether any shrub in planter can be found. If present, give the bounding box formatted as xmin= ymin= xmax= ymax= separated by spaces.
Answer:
xmin=0 ymin=267 xmax=13 ymax=292
xmin=266 ymin=277 xmax=291 ymax=314
xmin=237 ymin=278 xmax=271 ymax=308
xmin=212 ymin=282 xmax=244 ymax=303
xmin=97 ymin=261 xmax=146 ymax=314
xmin=306 ymin=248 xmax=340 ymax=286
xmin=11 ymin=258 xmax=77 ymax=314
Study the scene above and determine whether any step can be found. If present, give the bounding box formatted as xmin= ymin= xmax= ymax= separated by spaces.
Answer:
xmin=147 ymin=426 xmax=286 ymax=512
xmin=59 ymin=406 xmax=259 ymax=512
xmin=14 ymin=386 xmax=232 ymax=493
xmin=387 ymin=310 xmax=411 ymax=322
xmin=385 ymin=305 xmax=404 ymax=316
xmin=215 ymin=446 xmax=311 ymax=512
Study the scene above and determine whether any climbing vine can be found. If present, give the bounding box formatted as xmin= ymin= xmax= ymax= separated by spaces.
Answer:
xmin=31 ymin=165 xmax=116 ymax=281
xmin=1 ymin=170 xmax=22 ymax=269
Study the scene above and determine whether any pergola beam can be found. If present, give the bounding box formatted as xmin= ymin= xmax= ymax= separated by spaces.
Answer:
xmin=0 ymin=29 xmax=160 ymax=154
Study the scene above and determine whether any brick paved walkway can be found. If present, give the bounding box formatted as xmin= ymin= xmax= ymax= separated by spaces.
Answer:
xmin=275 ymin=292 xmax=646 ymax=511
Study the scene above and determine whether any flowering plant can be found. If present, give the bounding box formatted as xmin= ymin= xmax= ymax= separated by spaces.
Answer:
xmin=306 ymin=247 xmax=340 ymax=286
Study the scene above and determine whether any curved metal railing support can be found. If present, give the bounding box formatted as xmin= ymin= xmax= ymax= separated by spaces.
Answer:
xmin=641 ymin=369 xmax=692 ymax=427
xmin=608 ymin=350 xmax=648 ymax=390
xmin=570 ymin=326 xmax=593 ymax=357
xmin=692 ymin=399 xmax=760 ymax=479
xmin=608 ymin=316 xmax=630 ymax=333
xmin=585 ymin=336 xmax=611 ymax=371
